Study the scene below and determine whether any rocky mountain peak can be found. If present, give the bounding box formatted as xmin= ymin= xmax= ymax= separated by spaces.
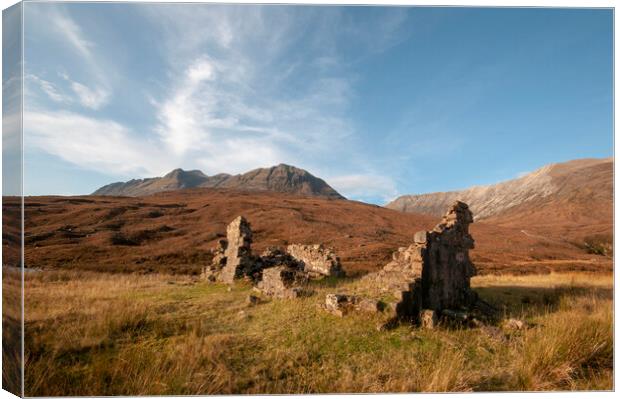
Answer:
xmin=92 ymin=164 xmax=345 ymax=199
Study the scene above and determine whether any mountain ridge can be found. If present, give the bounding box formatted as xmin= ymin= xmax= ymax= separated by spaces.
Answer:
xmin=93 ymin=164 xmax=345 ymax=199
xmin=386 ymin=157 xmax=612 ymax=221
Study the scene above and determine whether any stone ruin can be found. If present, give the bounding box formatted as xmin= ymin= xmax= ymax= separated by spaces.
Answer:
xmin=327 ymin=201 xmax=488 ymax=327
xmin=204 ymin=202 xmax=493 ymax=329
xmin=287 ymin=244 xmax=345 ymax=278
xmin=220 ymin=216 xmax=256 ymax=283
xmin=201 ymin=216 xmax=345 ymax=298
xmin=257 ymin=266 xmax=311 ymax=299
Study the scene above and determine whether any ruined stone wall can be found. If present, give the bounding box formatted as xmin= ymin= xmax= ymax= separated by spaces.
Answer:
xmin=286 ymin=244 xmax=345 ymax=278
xmin=362 ymin=201 xmax=477 ymax=322
xmin=220 ymin=216 xmax=254 ymax=283
xmin=257 ymin=266 xmax=309 ymax=298
xmin=420 ymin=201 xmax=477 ymax=311
xmin=201 ymin=239 xmax=228 ymax=281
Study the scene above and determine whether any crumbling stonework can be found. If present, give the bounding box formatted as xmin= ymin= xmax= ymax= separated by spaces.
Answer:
xmin=362 ymin=201 xmax=479 ymax=324
xmin=421 ymin=201 xmax=477 ymax=311
xmin=203 ymin=216 xmax=346 ymax=298
xmin=259 ymin=247 xmax=302 ymax=270
xmin=287 ymin=244 xmax=345 ymax=278
xmin=323 ymin=294 xmax=382 ymax=317
xmin=369 ymin=244 xmax=423 ymax=294
xmin=257 ymin=266 xmax=311 ymax=299
xmin=201 ymin=239 xmax=228 ymax=281
xmin=220 ymin=216 xmax=254 ymax=284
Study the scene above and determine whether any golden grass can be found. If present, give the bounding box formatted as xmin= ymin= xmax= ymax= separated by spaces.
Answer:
xmin=2 ymin=268 xmax=23 ymax=395
xmin=23 ymin=270 xmax=613 ymax=395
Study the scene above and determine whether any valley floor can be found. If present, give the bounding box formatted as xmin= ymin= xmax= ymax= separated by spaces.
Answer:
xmin=18 ymin=269 xmax=613 ymax=395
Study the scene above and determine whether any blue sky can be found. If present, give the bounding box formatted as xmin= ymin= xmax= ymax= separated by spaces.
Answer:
xmin=20 ymin=3 xmax=613 ymax=203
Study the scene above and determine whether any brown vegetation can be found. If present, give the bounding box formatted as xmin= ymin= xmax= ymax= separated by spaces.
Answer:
xmin=22 ymin=189 xmax=611 ymax=276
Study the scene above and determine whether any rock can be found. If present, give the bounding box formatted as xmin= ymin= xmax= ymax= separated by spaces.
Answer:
xmin=324 ymin=294 xmax=351 ymax=316
xmin=468 ymin=318 xmax=484 ymax=328
xmin=414 ymin=230 xmax=427 ymax=244
xmin=287 ymin=244 xmax=345 ymax=278
xmin=441 ymin=309 xmax=469 ymax=322
xmin=502 ymin=318 xmax=527 ymax=330
xmin=288 ymin=287 xmax=314 ymax=298
xmin=323 ymin=293 xmax=382 ymax=316
xmin=237 ymin=310 xmax=250 ymax=320
xmin=357 ymin=298 xmax=383 ymax=313
xmin=420 ymin=309 xmax=437 ymax=329
xmin=220 ymin=216 xmax=255 ymax=284
xmin=246 ymin=294 xmax=260 ymax=306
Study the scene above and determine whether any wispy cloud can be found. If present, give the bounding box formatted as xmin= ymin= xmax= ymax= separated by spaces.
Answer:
xmin=145 ymin=6 xmax=366 ymax=175
xmin=328 ymin=174 xmax=399 ymax=203
xmin=69 ymin=80 xmax=110 ymax=110
xmin=24 ymin=110 xmax=173 ymax=177
xmin=26 ymin=74 xmax=68 ymax=103
xmin=27 ymin=5 xmax=112 ymax=100
xmin=51 ymin=10 xmax=94 ymax=60
xmin=27 ymin=72 xmax=110 ymax=110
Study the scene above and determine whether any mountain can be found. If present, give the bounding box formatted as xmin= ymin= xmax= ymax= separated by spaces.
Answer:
xmin=386 ymin=157 xmax=613 ymax=240
xmin=92 ymin=164 xmax=346 ymax=200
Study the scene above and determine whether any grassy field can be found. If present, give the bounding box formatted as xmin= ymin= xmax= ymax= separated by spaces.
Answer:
xmin=23 ymin=270 xmax=613 ymax=395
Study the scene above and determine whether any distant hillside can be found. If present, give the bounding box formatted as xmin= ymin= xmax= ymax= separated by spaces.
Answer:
xmin=387 ymin=158 xmax=612 ymax=219
xmin=24 ymin=189 xmax=611 ymax=276
xmin=93 ymin=164 xmax=345 ymax=200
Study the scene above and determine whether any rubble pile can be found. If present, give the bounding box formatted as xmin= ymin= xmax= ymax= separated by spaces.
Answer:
xmin=286 ymin=244 xmax=345 ymax=278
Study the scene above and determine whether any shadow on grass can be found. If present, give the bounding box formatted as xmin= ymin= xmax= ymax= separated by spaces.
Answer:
xmin=474 ymin=285 xmax=612 ymax=320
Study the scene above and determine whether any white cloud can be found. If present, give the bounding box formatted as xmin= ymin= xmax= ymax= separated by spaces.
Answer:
xmin=52 ymin=11 xmax=94 ymax=60
xmin=27 ymin=6 xmax=112 ymax=104
xmin=69 ymin=81 xmax=110 ymax=110
xmin=328 ymin=174 xmax=399 ymax=203
xmin=187 ymin=57 xmax=215 ymax=83
xmin=26 ymin=72 xmax=110 ymax=110
xmin=24 ymin=110 xmax=173 ymax=177
xmin=2 ymin=111 xmax=22 ymax=153
xmin=26 ymin=75 xmax=68 ymax=103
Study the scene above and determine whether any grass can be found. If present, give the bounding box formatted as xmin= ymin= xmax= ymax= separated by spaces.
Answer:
xmin=23 ymin=270 xmax=613 ymax=395
xmin=2 ymin=267 xmax=22 ymax=395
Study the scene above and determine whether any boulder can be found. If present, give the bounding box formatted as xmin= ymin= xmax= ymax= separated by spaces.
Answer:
xmin=323 ymin=293 xmax=382 ymax=317
xmin=246 ymin=294 xmax=260 ymax=306
xmin=502 ymin=318 xmax=527 ymax=331
xmin=420 ymin=309 xmax=437 ymax=329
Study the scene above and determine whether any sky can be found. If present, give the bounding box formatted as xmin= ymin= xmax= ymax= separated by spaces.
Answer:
xmin=16 ymin=3 xmax=613 ymax=203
